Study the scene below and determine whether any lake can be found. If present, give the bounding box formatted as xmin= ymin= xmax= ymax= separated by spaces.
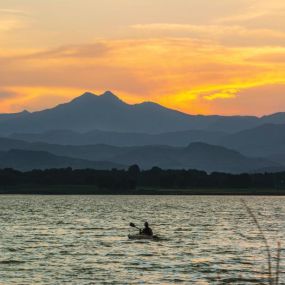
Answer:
xmin=0 ymin=195 xmax=284 ymax=284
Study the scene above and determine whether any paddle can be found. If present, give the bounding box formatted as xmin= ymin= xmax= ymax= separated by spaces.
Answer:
xmin=129 ymin=222 xmax=141 ymax=231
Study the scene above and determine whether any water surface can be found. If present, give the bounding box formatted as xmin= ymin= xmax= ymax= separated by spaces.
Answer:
xmin=0 ymin=195 xmax=284 ymax=284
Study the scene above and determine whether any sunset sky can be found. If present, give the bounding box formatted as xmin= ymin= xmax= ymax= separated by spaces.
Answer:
xmin=1 ymin=0 xmax=285 ymax=115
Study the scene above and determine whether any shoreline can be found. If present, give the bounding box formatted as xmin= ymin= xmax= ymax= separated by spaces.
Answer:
xmin=1 ymin=185 xmax=285 ymax=195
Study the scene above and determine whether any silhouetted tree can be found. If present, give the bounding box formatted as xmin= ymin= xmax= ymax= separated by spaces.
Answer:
xmin=0 ymin=167 xmax=285 ymax=194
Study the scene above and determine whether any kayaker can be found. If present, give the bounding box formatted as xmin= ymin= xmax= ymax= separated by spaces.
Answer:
xmin=140 ymin=222 xmax=153 ymax=236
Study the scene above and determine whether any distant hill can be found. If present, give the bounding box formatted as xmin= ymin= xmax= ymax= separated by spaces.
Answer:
xmin=206 ymin=116 xmax=259 ymax=133
xmin=219 ymin=123 xmax=285 ymax=157
xmin=9 ymin=129 xmax=226 ymax=146
xmin=267 ymin=154 xmax=285 ymax=169
xmin=0 ymin=110 xmax=30 ymax=122
xmin=0 ymin=137 xmax=279 ymax=173
xmin=1 ymin=91 xmax=285 ymax=135
xmin=109 ymin=142 xmax=278 ymax=173
xmin=261 ymin=112 xmax=285 ymax=124
xmin=0 ymin=149 xmax=124 ymax=171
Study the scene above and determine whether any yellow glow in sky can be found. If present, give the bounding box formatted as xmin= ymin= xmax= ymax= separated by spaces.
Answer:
xmin=0 ymin=0 xmax=285 ymax=115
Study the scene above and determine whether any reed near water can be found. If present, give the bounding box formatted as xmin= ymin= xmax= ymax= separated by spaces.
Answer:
xmin=240 ymin=200 xmax=282 ymax=285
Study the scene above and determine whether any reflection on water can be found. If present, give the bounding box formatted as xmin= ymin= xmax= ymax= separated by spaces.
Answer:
xmin=0 ymin=195 xmax=284 ymax=284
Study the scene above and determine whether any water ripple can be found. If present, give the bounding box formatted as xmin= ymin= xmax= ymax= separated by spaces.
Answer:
xmin=0 ymin=195 xmax=284 ymax=284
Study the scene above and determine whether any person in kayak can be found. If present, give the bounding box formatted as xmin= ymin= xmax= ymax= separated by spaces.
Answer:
xmin=140 ymin=222 xmax=153 ymax=236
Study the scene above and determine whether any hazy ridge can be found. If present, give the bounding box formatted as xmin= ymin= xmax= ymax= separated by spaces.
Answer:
xmin=0 ymin=91 xmax=285 ymax=172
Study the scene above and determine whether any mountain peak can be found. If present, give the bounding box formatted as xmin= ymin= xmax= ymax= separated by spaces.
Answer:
xmin=67 ymin=90 xmax=125 ymax=110
xmin=74 ymin=91 xmax=121 ymax=102
xmin=101 ymin=90 xmax=115 ymax=97
xmin=98 ymin=91 xmax=125 ymax=105
xmin=100 ymin=91 xmax=121 ymax=101
xmin=72 ymin=92 xmax=96 ymax=103
xmin=81 ymin=91 xmax=96 ymax=98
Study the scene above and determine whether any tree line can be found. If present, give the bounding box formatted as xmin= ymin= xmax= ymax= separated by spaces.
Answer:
xmin=1 ymin=166 xmax=285 ymax=193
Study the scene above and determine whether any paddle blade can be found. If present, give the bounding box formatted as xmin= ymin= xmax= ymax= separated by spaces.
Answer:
xmin=130 ymin=222 xmax=136 ymax=228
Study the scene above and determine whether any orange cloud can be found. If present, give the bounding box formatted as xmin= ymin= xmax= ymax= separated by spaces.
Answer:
xmin=204 ymin=89 xmax=238 ymax=101
xmin=208 ymin=84 xmax=285 ymax=116
xmin=0 ymin=38 xmax=285 ymax=115
xmin=131 ymin=23 xmax=285 ymax=47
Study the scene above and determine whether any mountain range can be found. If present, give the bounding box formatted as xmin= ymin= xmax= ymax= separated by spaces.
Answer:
xmin=1 ymin=91 xmax=285 ymax=135
xmin=0 ymin=91 xmax=285 ymax=172
xmin=9 ymin=129 xmax=226 ymax=147
xmin=0 ymin=138 xmax=279 ymax=173
xmin=0 ymin=149 xmax=123 ymax=171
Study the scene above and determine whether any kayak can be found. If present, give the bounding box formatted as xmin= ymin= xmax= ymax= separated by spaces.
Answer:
xmin=128 ymin=234 xmax=160 ymax=240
